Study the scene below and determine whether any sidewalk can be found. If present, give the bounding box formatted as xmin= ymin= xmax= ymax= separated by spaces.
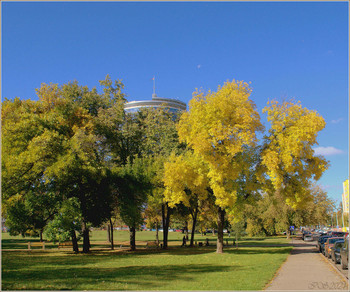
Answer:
xmin=265 ymin=239 xmax=349 ymax=290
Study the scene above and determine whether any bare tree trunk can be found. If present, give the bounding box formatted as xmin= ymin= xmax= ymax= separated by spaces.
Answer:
xmin=110 ymin=218 xmax=114 ymax=250
xmin=39 ymin=229 xmax=43 ymax=242
xmin=130 ymin=226 xmax=136 ymax=251
xmin=162 ymin=203 xmax=171 ymax=249
xmin=82 ymin=221 xmax=90 ymax=253
xmin=155 ymin=222 xmax=159 ymax=245
xmin=71 ymin=229 xmax=79 ymax=253
xmin=216 ymin=207 xmax=225 ymax=254
xmin=107 ymin=224 xmax=111 ymax=242
xmin=212 ymin=228 xmax=215 ymax=236
xmin=286 ymin=229 xmax=290 ymax=239
xmin=184 ymin=221 xmax=189 ymax=240
xmin=190 ymin=207 xmax=198 ymax=247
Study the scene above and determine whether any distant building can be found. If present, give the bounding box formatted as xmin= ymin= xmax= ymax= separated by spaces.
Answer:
xmin=342 ymin=179 xmax=349 ymax=214
xmin=124 ymin=93 xmax=187 ymax=113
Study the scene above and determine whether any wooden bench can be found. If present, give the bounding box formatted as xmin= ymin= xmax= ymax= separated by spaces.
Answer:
xmin=28 ymin=241 xmax=45 ymax=250
xmin=146 ymin=241 xmax=159 ymax=249
xmin=58 ymin=241 xmax=73 ymax=249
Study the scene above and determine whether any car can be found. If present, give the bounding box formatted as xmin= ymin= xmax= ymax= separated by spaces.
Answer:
xmin=324 ymin=237 xmax=343 ymax=258
xmin=304 ymin=234 xmax=314 ymax=241
xmin=327 ymin=231 xmax=346 ymax=237
xmin=302 ymin=231 xmax=312 ymax=240
xmin=330 ymin=240 xmax=344 ymax=264
xmin=317 ymin=235 xmax=331 ymax=253
xmin=340 ymin=235 xmax=349 ymax=270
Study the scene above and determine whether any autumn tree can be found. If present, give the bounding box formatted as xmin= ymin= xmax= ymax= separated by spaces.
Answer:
xmin=245 ymin=190 xmax=301 ymax=236
xmin=177 ymin=80 xmax=264 ymax=253
xmin=163 ymin=151 xmax=210 ymax=246
xmin=196 ymin=199 xmax=218 ymax=236
xmin=302 ymin=185 xmax=335 ymax=227
xmin=261 ymin=100 xmax=329 ymax=236
xmin=245 ymin=184 xmax=335 ymax=236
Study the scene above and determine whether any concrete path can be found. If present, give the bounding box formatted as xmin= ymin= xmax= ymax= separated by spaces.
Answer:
xmin=265 ymin=239 xmax=349 ymax=290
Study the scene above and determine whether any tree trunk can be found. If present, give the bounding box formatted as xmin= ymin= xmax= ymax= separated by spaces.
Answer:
xmin=155 ymin=222 xmax=159 ymax=245
xmin=39 ymin=229 xmax=43 ymax=242
xmin=190 ymin=207 xmax=198 ymax=247
xmin=216 ymin=207 xmax=225 ymax=253
xmin=82 ymin=221 xmax=90 ymax=253
xmin=107 ymin=224 xmax=111 ymax=242
xmin=70 ymin=229 xmax=79 ymax=253
xmin=184 ymin=221 xmax=189 ymax=240
xmin=110 ymin=218 xmax=114 ymax=250
xmin=212 ymin=228 xmax=215 ymax=236
xmin=162 ymin=203 xmax=171 ymax=249
xmin=130 ymin=226 xmax=136 ymax=251
xmin=286 ymin=229 xmax=290 ymax=239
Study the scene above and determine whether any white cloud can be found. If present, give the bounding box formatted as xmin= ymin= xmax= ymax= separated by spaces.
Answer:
xmin=313 ymin=146 xmax=343 ymax=156
xmin=331 ymin=118 xmax=344 ymax=124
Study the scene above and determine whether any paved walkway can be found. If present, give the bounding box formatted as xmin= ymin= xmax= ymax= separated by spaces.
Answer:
xmin=265 ymin=239 xmax=349 ymax=290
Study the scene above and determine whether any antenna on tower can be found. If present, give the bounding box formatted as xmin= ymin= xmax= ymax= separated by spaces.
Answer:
xmin=152 ymin=76 xmax=156 ymax=98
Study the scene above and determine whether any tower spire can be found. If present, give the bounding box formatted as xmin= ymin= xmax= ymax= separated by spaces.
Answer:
xmin=152 ymin=76 xmax=156 ymax=98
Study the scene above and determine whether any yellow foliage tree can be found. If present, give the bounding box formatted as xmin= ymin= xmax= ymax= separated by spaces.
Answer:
xmin=177 ymin=80 xmax=264 ymax=253
xmin=261 ymin=100 xmax=329 ymax=211
xmin=163 ymin=151 xmax=209 ymax=246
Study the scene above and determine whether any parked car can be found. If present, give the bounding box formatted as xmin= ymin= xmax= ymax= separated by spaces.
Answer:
xmin=302 ymin=231 xmax=312 ymax=240
xmin=304 ymin=234 xmax=314 ymax=241
xmin=324 ymin=237 xmax=343 ymax=258
xmin=317 ymin=236 xmax=331 ymax=253
xmin=340 ymin=235 xmax=349 ymax=270
xmin=331 ymin=239 xmax=344 ymax=264
xmin=327 ymin=231 xmax=346 ymax=237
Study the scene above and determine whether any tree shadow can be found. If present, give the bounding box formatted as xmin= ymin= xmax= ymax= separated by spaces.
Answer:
xmin=291 ymin=248 xmax=318 ymax=255
xmin=223 ymin=247 xmax=292 ymax=255
xmin=2 ymin=263 xmax=239 ymax=290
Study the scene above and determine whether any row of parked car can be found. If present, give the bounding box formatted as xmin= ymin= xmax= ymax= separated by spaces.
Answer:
xmin=314 ymin=231 xmax=349 ymax=270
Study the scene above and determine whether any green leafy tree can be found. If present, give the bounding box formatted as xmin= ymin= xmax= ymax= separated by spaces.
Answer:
xmin=44 ymin=198 xmax=82 ymax=252
xmin=2 ymin=76 xmax=124 ymax=253
xmin=113 ymin=158 xmax=151 ymax=251
xmin=137 ymin=107 xmax=185 ymax=249
xmin=144 ymin=193 xmax=163 ymax=244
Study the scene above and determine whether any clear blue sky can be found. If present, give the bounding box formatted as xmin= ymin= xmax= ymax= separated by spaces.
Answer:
xmin=2 ymin=1 xmax=348 ymax=204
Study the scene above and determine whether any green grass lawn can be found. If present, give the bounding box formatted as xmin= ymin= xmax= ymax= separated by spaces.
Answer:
xmin=1 ymin=229 xmax=291 ymax=250
xmin=1 ymin=231 xmax=292 ymax=290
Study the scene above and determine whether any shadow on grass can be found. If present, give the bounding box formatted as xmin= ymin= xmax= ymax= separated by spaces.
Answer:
xmin=2 ymin=239 xmax=61 ymax=250
xmin=223 ymin=247 xmax=292 ymax=255
xmin=2 ymin=263 xmax=238 ymax=290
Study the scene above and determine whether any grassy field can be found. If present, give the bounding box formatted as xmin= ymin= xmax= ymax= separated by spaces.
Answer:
xmin=1 ymin=230 xmax=292 ymax=290
xmin=1 ymin=229 xmax=291 ymax=250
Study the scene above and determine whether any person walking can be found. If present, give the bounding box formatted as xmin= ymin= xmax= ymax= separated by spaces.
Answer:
xmin=181 ymin=235 xmax=187 ymax=247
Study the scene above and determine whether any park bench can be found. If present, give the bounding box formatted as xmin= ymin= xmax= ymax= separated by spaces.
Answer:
xmin=146 ymin=241 xmax=159 ymax=249
xmin=28 ymin=241 xmax=45 ymax=250
xmin=58 ymin=241 xmax=73 ymax=249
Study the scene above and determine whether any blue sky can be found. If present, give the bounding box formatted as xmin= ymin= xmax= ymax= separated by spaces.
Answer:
xmin=2 ymin=1 xmax=348 ymax=204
